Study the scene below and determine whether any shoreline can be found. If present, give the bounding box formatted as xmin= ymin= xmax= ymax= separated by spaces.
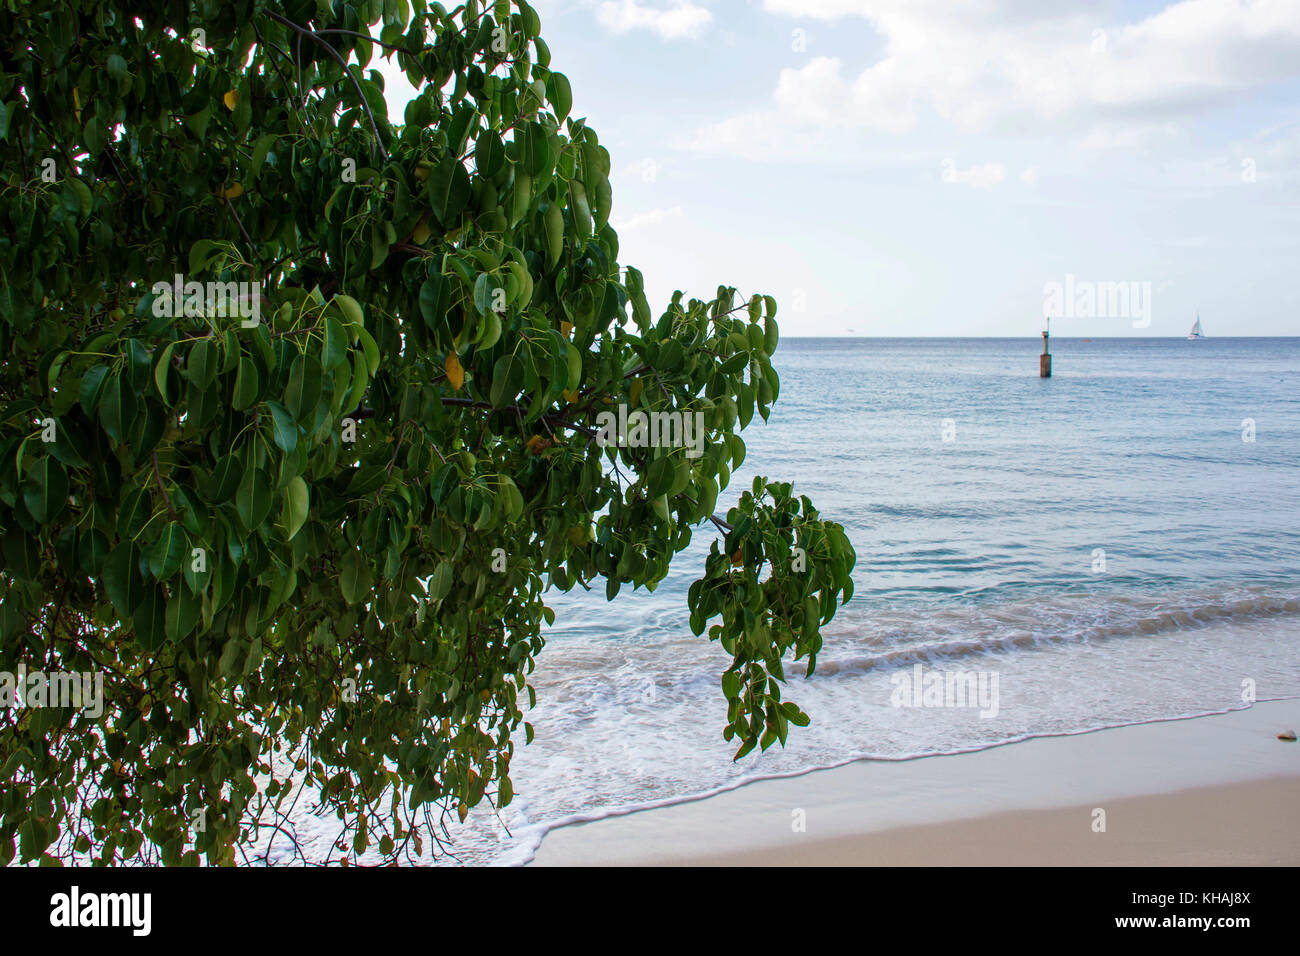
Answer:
xmin=530 ymin=698 xmax=1300 ymax=866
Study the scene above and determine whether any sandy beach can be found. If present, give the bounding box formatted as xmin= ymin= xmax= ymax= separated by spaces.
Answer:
xmin=531 ymin=698 xmax=1300 ymax=866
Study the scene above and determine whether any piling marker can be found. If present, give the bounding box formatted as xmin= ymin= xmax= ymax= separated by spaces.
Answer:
xmin=1040 ymin=318 xmax=1052 ymax=378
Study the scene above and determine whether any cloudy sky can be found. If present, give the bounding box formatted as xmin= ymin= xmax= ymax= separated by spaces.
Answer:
xmin=386 ymin=1 xmax=1300 ymax=336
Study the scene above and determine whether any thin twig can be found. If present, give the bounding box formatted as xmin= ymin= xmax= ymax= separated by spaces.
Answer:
xmin=265 ymin=11 xmax=390 ymax=163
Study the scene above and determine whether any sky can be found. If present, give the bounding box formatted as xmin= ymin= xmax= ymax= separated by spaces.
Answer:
xmin=379 ymin=0 xmax=1300 ymax=337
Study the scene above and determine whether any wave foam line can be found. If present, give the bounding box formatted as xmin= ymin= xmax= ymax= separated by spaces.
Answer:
xmin=497 ymin=697 xmax=1298 ymax=866
xmin=800 ymin=593 xmax=1300 ymax=678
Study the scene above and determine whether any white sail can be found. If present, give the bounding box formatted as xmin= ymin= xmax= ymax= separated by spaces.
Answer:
xmin=1188 ymin=315 xmax=1204 ymax=339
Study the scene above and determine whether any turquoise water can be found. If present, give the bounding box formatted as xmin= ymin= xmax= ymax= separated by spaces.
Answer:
xmin=287 ymin=338 xmax=1300 ymax=864
xmin=752 ymin=337 xmax=1300 ymax=600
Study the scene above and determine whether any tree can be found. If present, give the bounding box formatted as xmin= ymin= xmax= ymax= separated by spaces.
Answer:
xmin=0 ymin=0 xmax=856 ymax=865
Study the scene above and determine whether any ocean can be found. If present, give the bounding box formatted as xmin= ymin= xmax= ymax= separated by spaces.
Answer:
xmin=292 ymin=337 xmax=1300 ymax=864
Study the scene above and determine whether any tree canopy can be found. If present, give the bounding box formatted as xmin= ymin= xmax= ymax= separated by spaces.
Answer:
xmin=0 ymin=0 xmax=856 ymax=865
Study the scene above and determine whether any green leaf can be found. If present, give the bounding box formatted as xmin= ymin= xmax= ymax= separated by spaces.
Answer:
xmin=427 ymin=154 xmax=471 ymax=223
xmin=165 ymin=586 xmax=200 ymax=642
xmin=489 ymin=354 xmax=519 ymax=408
xmin=78 ymin=528 xmax=109 ymax=576
xmin=232 ymin=355 xmax=258 ymax=410
xmin=343 ymin=350 xmax=369 ymax=416
xmin=22 ymin=457 xmax=68 ymax=523
xmin=285 ymin=352 xmax=323 ymax=423
xmin=132 ymin=585 xmax=167 ymax=651
xmin=284 ymin=476 xmax=309 ymax=540
xmin=251 ymin=133 xmax=278 ymax=177
xmin=218 ymin=639 xmax=242 ymax=676
xmin=568 ymin=180 xmax=591 ymax=239
xmin=356 ymin=326 xmax=380 ymax=376
xmin=188 ymin=239 xmax=218 ymax=276
xmin=543 ymin=201 xmax=563 ymax=268
xmin=187 ymin=339 xmax=218 ymax=388
xmin=153 ymin=342 xmax=176 ymax=404
xmin=428 ymin=560 xmax=453 ymax=602
xmin=546 ymin=72 xmax=572 ymax=122
xmin=782 ymin=702 xmax=811 ymax=727
xmin=68 ymin=178 xmax=93 ymax=218
xmin=207 ymin=454 xmax=241 ymax=503
xmin=78 ymin=365 xmax=109 ymax=415
xmin=473 ymin=273 xmax=495 ymax=316
xmin=322 ymin=316 xmax=347 ymax=371
xmin=235 ymin=467 xmax=272 ymax=531
xmin=334 ymin=294 xmax=364 ymax=328
xmin=98 ymin=372 xmax=135 ymax=443
xmin=116 ymin=486 xmax=151 ymax=539
xmin=149 ymin=522 xmax=186 ymax=580
xmin=802 ymin=594 xmax=820 ymax=637
xmin=340 ymin=550 xmax=374 ymax=604
xmin=419 ymin=275 xmax=447 ymax=327
xmin=101 ymin=542 xmax=144 ymax=616
xmin=521 ymin=123 xmax=551 ymax=176
xmin=764 ymin=315 xmax=779 ymax=355
xmin=267 ymin=401 xmax=298 ymax=454
xmin=593 ymin=175 xmax=612 ymax=230
xmin=83 ymin=117 xmax=107 ymax=155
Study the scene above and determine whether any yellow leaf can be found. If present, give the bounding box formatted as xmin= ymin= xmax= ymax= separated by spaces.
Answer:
xmin=562 ymin=388 xmax=578 ymax=403
xmin=411 ymin=219 xmax=431 ymax=244
xmin=223 ymin=89 xmax=238 ymax=110
xmin=629 ymin=377 xmax=643 ymax=406
xmin=445 ymin=352 xmax=464 ymax=390
xmin=223 ymin=182 xmax=243 ymax=200
xmin=457 ymin=803 xmax=468 ymax=823
xmin=560 ymin=321 xmax=573 ymax=336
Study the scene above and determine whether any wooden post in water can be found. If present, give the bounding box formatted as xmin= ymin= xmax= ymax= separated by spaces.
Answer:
xmin=1040 ymin=319 xmax=1052 ymax=378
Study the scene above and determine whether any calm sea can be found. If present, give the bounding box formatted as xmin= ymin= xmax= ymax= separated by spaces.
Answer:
xmin=288 ymin=337 xmax=1300 ymax=864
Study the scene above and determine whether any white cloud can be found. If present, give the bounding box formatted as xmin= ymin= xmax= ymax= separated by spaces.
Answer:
xmin=612 ymin=206 xmax=686 ymax=229
xmin=694 ymin=0 xmax=1300 ymax=150
xmin=596 ymin=0 xmax=713 ymax=40
xmin=942 ymin=161 xmax=1006 ymax=189
xmin=618 ymin=157 xmax=662 ymax=182
xmin=773 ymin=56 xmax=916 ymax=132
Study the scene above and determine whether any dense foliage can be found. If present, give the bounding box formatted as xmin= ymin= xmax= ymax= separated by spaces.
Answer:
xmin=0 ymin=0 xmax=856 ymax=865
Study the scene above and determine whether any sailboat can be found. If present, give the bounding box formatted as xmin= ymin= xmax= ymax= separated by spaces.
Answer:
xmin=1187 ymin=314 xmax=1205 ymax=340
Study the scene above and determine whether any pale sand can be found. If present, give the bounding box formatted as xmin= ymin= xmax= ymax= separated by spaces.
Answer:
xmin=531 ymin=699 xmax=1300 ymax=866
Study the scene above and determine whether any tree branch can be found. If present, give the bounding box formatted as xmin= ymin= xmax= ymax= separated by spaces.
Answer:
xmin=265 ymin=11 xmax=390 ymax=163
